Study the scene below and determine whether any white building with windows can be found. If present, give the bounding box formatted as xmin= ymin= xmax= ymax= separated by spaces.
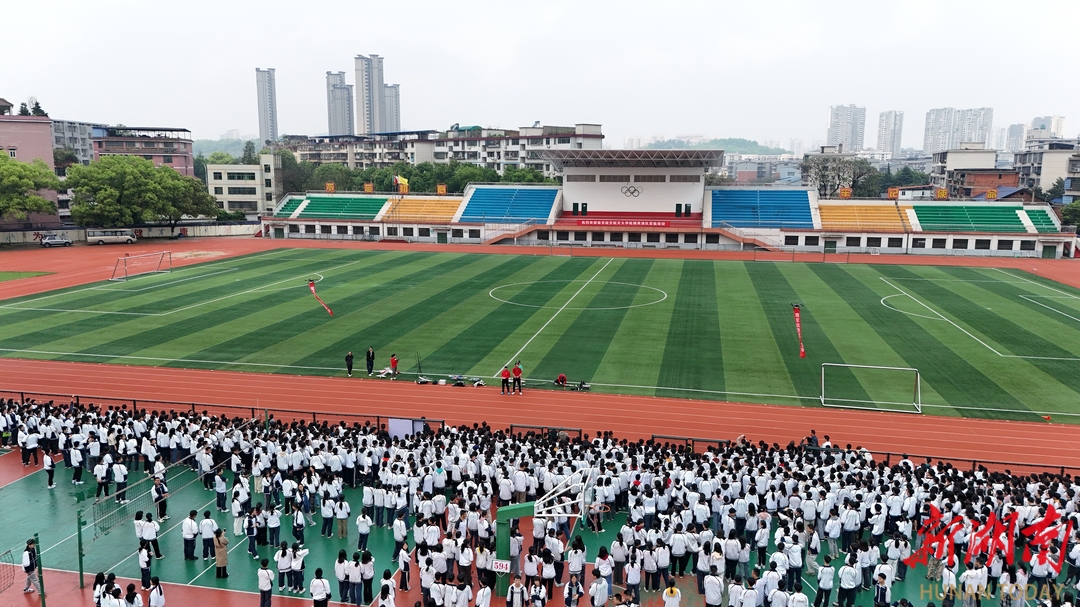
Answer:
xmin=326 ymin=71 xmax=354 ymax=136
xmin=255 ymin=68 xmax=278 ymax=144
xmin=826 ymin=105 xmax=865 ymax=152
xmin=288 ymin=123 xmax=604 ymax=178
xmin=206 ymin=153 xmax=283 ymax=217
xmin=51 ymin=119 xmax=105 ymax=166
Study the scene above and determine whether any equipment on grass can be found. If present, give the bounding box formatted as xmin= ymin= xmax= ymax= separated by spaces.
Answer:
xmin=819 ymin=363 xmax=922 ymax=414
xmin=109 ymin=251 xmax=172 ymax=281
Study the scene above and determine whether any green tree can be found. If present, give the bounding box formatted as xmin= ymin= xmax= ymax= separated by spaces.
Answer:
xmin=1060 ymin=201 xmax=1080 ymax=226
xmin=273 ymin=150 xmax=313 ymax=194
xmin=67 ymin=155 xmax=169 ymax=227
xmin=193 ymin=153 xmax=208 ymax=183
xmin=17 ymin=103 xmax=29 ymax=116
xmin=306 ymin=163 xmax=355 ymax=191
xmin=0 ymin=154 xmax=60 ymax=220
xmin=158 ymin=169 xmax=220 ymax=234
xmin=239 ymin=140 xmax=258 ymax=164
xmin=1044 ymin=177 xmax=1066 ymax=202
xmin=53 ymin=148 xmax=79 ymax=176
xmin=501 ymin=166 xmax=554 ymax=184
xmin=206 ymin=151 xmax=236 ymax=165
xmin=29 ymin=100 xmax=47 ymax=117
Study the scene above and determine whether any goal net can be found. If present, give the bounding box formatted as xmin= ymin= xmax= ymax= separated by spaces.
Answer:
xmin=820 ymin=363 xmax=922 ymax=414
xmin=109 ymin=251 xmax=172 ymax=282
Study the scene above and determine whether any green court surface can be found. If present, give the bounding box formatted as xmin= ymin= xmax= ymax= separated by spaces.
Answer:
xmin=0 ymin=271 xmax=47 ymax=282
xmin=2 ymin=248 xmax=1080 ymax=422
xmin=3 ymin=462 xmax=1034 ymax=607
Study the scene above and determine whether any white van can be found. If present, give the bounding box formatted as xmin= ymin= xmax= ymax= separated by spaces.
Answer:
xmin=86 ymin=229 xmax=137 ymax=245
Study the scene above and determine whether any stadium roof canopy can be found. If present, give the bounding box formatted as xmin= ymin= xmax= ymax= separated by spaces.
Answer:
xmin=539 ymin=149 xmax=725 ymax=170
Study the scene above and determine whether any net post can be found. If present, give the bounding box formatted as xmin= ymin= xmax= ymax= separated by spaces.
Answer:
xmin=34 ymin=532 xmax=45 ymax=605
xmin=76 ymin=509 xmax=85 ymax=588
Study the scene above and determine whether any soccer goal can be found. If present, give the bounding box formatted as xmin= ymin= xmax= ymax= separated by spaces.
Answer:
xmin=109 ymin=251 xmax=172 ymax=281
xmin=820 ymin=363 xmax=922 ymax=414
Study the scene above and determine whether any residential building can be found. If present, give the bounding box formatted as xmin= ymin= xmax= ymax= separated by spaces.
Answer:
xmin=1005 ymin=124 xmax=1027 ymax=152
xmin=382 ymin=84 xmax=400 ymax=132
xmin=929 ymin=142 xmax=997 ymax=188
xmin=0 ymin=98 xmax=12 ymax=115
xmin=826 ymin=104 xmax=865 ymax=152
xmin=0 ymin=114 xmax=60 ymax=228
xmin=944 ymin=168 xmax=1019 ymax=199
xmin=923 ymin=107 xmax=993 ymax=153
xmin=1064 ymin=152 xmax=1080 ymax=203
xmin=876 ymin=110 xmax=903 ymax=159
xmin=955 ymin=108 xmax=993 ymax=147
xmin=255 ymin=68 xmax=278 ymax=144
xmin=50 ymin=119 xmax=105 ymax=168
xmin=1032 ymin=115 xmax=1066 ymax=138
xmin=354 ymin=54 xmax=385 ymax=134
xmin=92 ymin=126 xmax=195 ymax=177
xmin=287 ymin=123 xmax=604 ymax=178
xmin=326 ymin=71 xmax=354 ymax=136
xmin=1014 ymin=142 xmax=1078 ymax=191
xmin=206 ymin=153 xmax=283 ymax=217
xmin=789 ymin=139 xmax=805 ymax=157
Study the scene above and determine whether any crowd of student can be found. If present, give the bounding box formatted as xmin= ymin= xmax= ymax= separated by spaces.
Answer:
xmin=3 ymin=397 xmax=1080 ymax=607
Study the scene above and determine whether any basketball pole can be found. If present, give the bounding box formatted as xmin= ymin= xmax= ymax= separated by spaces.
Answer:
xmin=494 ymin=502 xmax=534 ymax=597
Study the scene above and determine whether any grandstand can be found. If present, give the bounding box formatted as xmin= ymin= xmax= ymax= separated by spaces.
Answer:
xmin=710 ymin=188 xmax=815 ymax=229
xmin=818 ymin=203 xmax=911 ymax=232
xmin=912 ymin=205 xmax=1029 ymax=233
xmin=457 ymin=186 xmax=560 ymax=223
xmin=382 ymin=196 xmax=463 ymax=223
xmin=295 ymin=195 xmax=389 ymax=220
xmin=1026 ymin=207 xmax=1060 ymax=233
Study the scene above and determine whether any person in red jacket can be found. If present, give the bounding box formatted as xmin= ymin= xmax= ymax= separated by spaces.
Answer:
xmin=512 ymin=361 xmax=523 ymax=395
xmin=500 ymin=366 xmax=511 ymax=394
xmin=390 ymin=354 xmax=398 ymax=379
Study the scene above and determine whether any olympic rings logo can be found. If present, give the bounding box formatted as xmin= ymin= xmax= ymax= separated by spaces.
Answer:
xmin=621 ymin=185 xmax=642 ymax=197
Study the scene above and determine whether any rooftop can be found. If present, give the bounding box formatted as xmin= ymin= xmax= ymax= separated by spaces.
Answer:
xmin=539 ymin=149 xmax=725 ymax=169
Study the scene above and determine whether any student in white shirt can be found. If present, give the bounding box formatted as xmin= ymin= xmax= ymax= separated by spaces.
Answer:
xmin=257 ymin=558 xmax=274 ymax=607
xmin=310 ymin=567 xmax=333 ymax=607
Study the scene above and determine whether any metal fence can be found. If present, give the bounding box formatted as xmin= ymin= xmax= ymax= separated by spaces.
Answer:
xmin=508 ymin=424 xmax=583 ymax=441
xmin=0 ymin=389 xmax=443 ymax=434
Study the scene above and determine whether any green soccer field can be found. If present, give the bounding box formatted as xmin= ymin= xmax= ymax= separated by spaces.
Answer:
xmin=2 ymin=247 xmax=1080 ymax=422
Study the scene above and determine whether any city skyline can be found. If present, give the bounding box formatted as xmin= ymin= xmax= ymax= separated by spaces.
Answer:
xmin=4 ymin=1 xmax=1076 ymax=151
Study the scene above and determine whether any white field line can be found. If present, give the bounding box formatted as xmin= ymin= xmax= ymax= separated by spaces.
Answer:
xmin=0 ymin=258 xmax=364 ymax=318
xmin=88 ymin=268 xmax=240 ymax=292
xmin=495 ymin=258 xmax=613 ymax=376
xmin=880 ymin=277 xmax=1080 ymax=362
xmin=1018 ymin=295 xmax=1080 ymax=323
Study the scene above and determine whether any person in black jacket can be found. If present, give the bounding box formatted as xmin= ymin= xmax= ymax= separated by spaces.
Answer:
xmin=345 ymin=352 xmax=354 ymax=377
xmin=366 ymin=347 xmax=375 ymax=376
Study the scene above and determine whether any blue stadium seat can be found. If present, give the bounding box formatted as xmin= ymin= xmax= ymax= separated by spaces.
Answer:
xmin=459 ymin=187 xmax=559 ymax=223
xmin=711 ymin=190 xmax=813 ymax=229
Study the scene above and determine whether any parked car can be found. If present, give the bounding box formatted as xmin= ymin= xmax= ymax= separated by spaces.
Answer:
xmin=40 ymin=234 xmax=73 ymax=247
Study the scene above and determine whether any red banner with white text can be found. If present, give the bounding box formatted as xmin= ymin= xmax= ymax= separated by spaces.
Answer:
xmin=793 ymin=306 xmax=806 ymax=358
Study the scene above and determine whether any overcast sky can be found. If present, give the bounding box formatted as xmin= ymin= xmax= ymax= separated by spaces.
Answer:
xmin=6 ymin=0 xmax=1076 ymax=151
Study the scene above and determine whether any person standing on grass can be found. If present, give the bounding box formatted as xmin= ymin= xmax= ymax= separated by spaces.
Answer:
xmin=346 ymin=352 xmax=354 ymax=377
xmin=366 ymin=347 xmax=376 ymax=376
xmin=512 ymin=362 xmax=523 ymax=394
xmin=501 ymin=367 xmax=511 ymax=395
xmin=258 ymin=558 xmax=274 ymax=607
xmin=390 ymin=354 xmax=399 ymax=378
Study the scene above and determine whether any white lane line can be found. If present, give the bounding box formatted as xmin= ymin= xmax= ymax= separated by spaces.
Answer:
xmin=187 ymin=533 xmax=250 ymax=584
xmin=0 ymin=349 xmax=341 ymax=372
xmin=495 ymin=258 xmax=613 ymax=376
